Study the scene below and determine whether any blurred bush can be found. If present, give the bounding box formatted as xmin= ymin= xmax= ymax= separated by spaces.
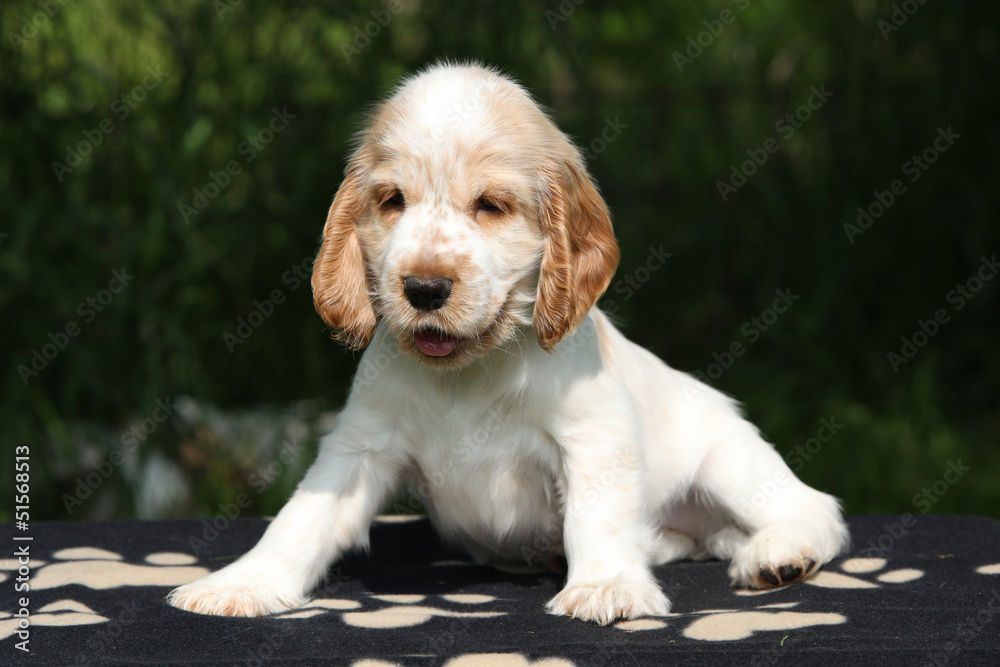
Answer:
xmin=1 ymin=0 xmax=997 ymax=521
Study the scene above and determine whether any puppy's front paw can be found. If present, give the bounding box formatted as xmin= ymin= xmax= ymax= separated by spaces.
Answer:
xmin=546 ymin=574 xmax=670 ymax=625
xmin=168 ymin=570 xmax=306 ymax=617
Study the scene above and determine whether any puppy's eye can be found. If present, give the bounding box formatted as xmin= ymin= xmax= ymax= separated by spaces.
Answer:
xmin=477 ymin=198 xmax=503 ymax=214
xmin=382 ymin=191 xmax=405 ymax=210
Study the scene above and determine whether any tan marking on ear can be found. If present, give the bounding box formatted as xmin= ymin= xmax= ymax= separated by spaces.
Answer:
xmin=311 ymin=166 xmax=378 ymax=349
xmin=533 ymin=164 xmax=573 ymax=351
xmin=533 ymin=156 xmax=620 ymax=351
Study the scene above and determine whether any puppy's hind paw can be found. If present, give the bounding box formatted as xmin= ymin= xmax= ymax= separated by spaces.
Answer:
xmin=729 ymin=534 xmax=823 ymax=589
xmin=547 ymin=574 xmax=670 ymax=625
xmin=754 ymin=556 xmax=819 ymax=587
xmin=167 ymin=576 xmax=306 ymax=617
xmin=729 ymin=520 xmax=843 ymax=589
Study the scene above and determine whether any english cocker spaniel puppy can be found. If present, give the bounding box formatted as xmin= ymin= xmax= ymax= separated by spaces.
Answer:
xmin=169 ymin=63 xmax=848 ymax=624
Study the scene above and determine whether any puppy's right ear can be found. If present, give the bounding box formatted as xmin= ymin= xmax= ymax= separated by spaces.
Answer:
xmin=533 ymin=156 xmax=619 ymax=351
xmin=311 ymin=167 xmax=377 ymax=349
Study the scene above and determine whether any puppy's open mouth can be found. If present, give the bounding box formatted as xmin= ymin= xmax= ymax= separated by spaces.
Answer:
xmin=413 ymin=328 xmax=461 ymax=357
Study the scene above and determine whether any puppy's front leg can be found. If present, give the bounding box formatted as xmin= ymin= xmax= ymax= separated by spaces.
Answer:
xmin=546 ymin=425 xmax=669 ymax=625
xmin=168 ymin=423 xmax=402 ymax=616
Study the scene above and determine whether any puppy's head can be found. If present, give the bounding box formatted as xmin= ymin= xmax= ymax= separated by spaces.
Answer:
xmin=312 ymin=63 xmax=619 ymax=368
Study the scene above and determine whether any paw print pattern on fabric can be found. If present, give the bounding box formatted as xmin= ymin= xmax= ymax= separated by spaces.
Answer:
xmin=272 ymin=598 xmax=364 ymax=619
xmin=31 ymin=547 xmax=209 ymax=590
xmin=806 ymin=557 xmax=924 ymax=588
xmin=679 ymin=601 xmax=846 ymax=641
xmin=273 ymin=592 xmax=505 ymax=628
xmin=613 ymin=601 xmax=846 ymax=641
xmin=612 ymin=557 xmax=927 ymax=641
xmin=0 ymin=546 xmax=209 ymax=640
xmin=730 ymin=556 xmax=924 ymax=594
xmin=0 ymin=600 xmax=109 ymax=641
xmin=0 ymin=542 xmax=954 ymax=650
xmin=347 ymin=656 xmax=576 ymax=667
xmin=443 ymin=656 xmax=576 ymax=667
xmin=975 ymin=562 xmax=1000 ymax=575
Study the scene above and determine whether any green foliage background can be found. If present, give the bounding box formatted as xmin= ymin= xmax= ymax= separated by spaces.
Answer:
xmin=2 ymin=0 xmax=997 ymax=522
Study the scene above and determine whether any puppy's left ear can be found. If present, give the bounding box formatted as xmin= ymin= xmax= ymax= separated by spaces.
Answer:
xmin=312 ymin=165 xmax=378 ymax=350
xmin=534 ymin=155 xmax=620 ymax=351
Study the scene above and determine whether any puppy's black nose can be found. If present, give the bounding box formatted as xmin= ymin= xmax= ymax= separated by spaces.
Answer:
xmin=403 ymin=276 xmax=453 ymax=311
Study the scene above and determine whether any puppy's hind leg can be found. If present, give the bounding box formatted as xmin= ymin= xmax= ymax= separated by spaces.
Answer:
xmin=651 ymin=529 xmax=700 ymax=566
xmin=698 ymin=432 xmax=849 ymax=589
xmin=704 ymin=526 xmax=750 ymax=561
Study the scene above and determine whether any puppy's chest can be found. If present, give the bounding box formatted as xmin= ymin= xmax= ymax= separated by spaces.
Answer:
xmin=408 ymin=405 xmax=555 ymax=482
xmin=404 ymin=404 xmax=563 ymax=526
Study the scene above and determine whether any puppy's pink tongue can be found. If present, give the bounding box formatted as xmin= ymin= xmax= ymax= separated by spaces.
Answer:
xmin=415 ymin=330 xmax=458 ymax=356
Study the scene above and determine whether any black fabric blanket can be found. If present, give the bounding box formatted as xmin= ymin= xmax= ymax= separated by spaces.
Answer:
xmin=3 ymin=515 xmax=999 ymax=665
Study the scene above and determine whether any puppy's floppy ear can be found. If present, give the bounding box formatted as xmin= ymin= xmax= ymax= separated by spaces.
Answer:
xmin=312 ymin=166 xmax=378 ymax=349
xmin=533 ymin=154 xmax=620 ymax=351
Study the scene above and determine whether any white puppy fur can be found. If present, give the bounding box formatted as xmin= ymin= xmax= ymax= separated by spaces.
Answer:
xmin=168 ymin=63 xmax=849 ymax=624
